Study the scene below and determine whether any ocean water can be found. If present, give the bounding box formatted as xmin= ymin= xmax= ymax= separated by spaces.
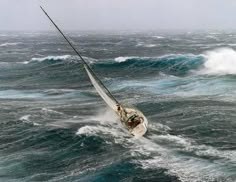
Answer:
xmin=0 ymin=30 xmax=236 ymax=182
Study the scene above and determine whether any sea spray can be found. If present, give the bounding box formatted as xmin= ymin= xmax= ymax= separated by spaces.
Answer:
xmin=202 ymin=48 xmax=236 ymax=75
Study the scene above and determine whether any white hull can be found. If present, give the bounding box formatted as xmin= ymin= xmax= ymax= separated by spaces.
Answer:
xmin=117 ymin=107 xmax=148 ymax=137
xmin=130 ymin=116 xmax=148 ymax=137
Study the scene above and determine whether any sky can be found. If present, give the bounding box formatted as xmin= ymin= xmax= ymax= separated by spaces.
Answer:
xmin=1 ymin=0 xmax=236 ymax=31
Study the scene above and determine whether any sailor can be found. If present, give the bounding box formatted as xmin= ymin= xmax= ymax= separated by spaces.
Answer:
xmin=117 ymin=105 xmax=121 ymax=112
xmin=117 ymin=104 xmax=128 ymax=122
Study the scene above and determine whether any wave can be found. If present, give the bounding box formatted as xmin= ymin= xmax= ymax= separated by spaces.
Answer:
xmin=20 ymin=54 xmax=204 ymax=77
xmin=0 ymin=90 xmax=43 ymax=99
xmin=0 ymin=42 xmax=20 ymax=47
xmin=19 ymin=114 xmax=31 ymax=122
xmin=24 ymin=55 xmax=72 ymax=64
xmin=75 ymin=118 xmax=234 ymax=182
xmin=19 ymin=114 xmax=41 ymax=126
xmin=136 ymin=43 xmax=158 ymax=48
xmin=41 ymin=108 xmax=64 ymax=115
xmin=20 ymin=48 xmax=236 ymax=79
xmin=113 ymin=49 xmax=236 ymax=76
xmin=200 ymin=48 xmax=236 ymax=75
xmin=114 ymin=56 xmax=137 ymax=63
xmin=152 ymin=36 xmax=165 ymax=39
xmin=24 ymin=55 xmax=97 ymax=65
xmin=111 ymin=54 xmax=204 ymax=76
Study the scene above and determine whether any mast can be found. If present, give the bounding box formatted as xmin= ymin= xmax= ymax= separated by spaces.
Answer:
xmin=40 ymin=6 xmax=120 ymax=105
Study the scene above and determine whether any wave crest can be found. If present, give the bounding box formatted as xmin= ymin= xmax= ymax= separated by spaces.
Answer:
xmin=114 ymin=56 xmax=136 ymax=63
xmin=201 ymin=48 xmax=236 ymax=75
xmin=112 ymin=55 xmax=203 ymax=76
xmin=0 ymin=42 xmax=20 ymax=47
xmin=24 ymin=55 xmax=71 ymax=64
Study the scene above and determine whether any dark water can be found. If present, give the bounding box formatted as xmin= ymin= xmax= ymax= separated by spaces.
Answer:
xmin=0 ymin=31 xmax=236 ymax=182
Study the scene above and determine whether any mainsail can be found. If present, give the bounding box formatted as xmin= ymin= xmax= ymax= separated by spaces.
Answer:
xmin=84 ymin=65 xmax=117 ymax=110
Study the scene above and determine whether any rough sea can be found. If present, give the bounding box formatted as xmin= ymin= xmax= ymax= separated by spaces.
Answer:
xmin=0 ymin=30 xmax=235 ymax=182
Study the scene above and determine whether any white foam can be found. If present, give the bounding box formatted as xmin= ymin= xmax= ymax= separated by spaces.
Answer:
xmin=87 ymin=108 xmax=118 ymax=125
xmin=136 ymin=42 xmax=158 ymax=48
xmin=19 ymin=114 xmax=41 ymax=126
xmin=76 ymin=107 xmax=131 ymax=145
xmin=31 ymin=55 xmax=71 ymax=62
xmin=152 ymin=35 xmax=165 ymax=39
xmin=19 ymin=115 xmax=31 ymax=122
xmin=227 ymin=43 xmax=236 ymax=46
xmin=114 ymin=56 xmax=136 ymax=63
xmin=154 ymin=134 xmax=191 ymax=146
xmin=144 ymin=44 xmax=157 ymax=48
xmin=41 ymin=108 xmax=64 ymax=115
xmin=43 ymin=89 xmax=75 ymax=95
xmin=130 ymin=135 xmax=233 ymax=182
xmin=23 ymin=55 xmax=71 ymax=64
xmin=200 ymin=48 xmax=236 ymax=75
xmin=74 ymin=110 xmax=235 ymax=181
xmin=0 ymin=42 xmax=20 ymax=47
xmin=0 ymin=90 xmax=43 ymax=99
xmin=74 ymin=105 xmax=235 ymax=181
xmin=205 ymin=35 xmax=218 ymax=40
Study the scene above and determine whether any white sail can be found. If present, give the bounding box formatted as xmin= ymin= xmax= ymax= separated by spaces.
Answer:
xmin=84 ymin=66 xmax=117 ymax=111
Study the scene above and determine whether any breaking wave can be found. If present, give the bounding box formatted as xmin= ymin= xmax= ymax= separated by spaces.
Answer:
xmin=113 ymin=48 xmax=236 ymax=76
xmin=152 ymin=35 xmax=165 ymax=39
xmin=24 ymin=55 xmax=96 ymax=65
xmin=200 ymin=48 xmax=236 ymax=75
xmin=20 ymin=48 xmax=236 ymax=81
xmin=24 ymin=55 xmax=72 ymax=64
xmin=0 ymin=42 xmax=20 ymax=47
xmin=111 ymin=54 xmax=204 ymax=76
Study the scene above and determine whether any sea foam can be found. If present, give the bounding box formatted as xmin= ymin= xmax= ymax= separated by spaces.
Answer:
xmin=0 ymin=42 xmax=20 ymax=47
xmin=201 ymin=48 xmax=236 ymax=75
xmin=23 ymin=55 xmax=71 ymax=64
xmin=114 ymin=56 xmax=136 ymax=63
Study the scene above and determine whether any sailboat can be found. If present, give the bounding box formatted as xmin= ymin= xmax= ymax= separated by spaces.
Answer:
xmin=40 ymin=6 xmax=148 ymax=137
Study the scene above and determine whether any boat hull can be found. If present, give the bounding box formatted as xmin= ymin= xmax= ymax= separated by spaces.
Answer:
xmin=117 ymin=107 xmax=148 ymax=137
xmin=130 ymin=117 xmax=148 ymax=137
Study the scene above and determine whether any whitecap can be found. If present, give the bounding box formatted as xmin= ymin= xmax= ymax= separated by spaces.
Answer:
xmin=0 ymin=42 xmax=20 ymax=47
xmin=30 ymin=55 xmax=71 ymax=62
xmin=41 ymin=108 xmax=64 ymax=115
xmin=19 ymin=114 xmax=41 ymax=126
xmin=152 ymin=35 xmax=165 ymax=39
xmin=114 ymin=56 xmax=136 ymax=63
xmin=19 ymin=115 xmax=31 ymax=122
xmin=136 ymin=43 xmax=158 ymax=48
xmin=200 ymin=48 xmax=236 ymax=75
xmin=144 ymin=44 xmax=157 ymax=48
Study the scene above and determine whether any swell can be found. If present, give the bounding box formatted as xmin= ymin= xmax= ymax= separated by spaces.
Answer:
xmin=4 ymin=48 xmax=236 ymax=92
xmin=27 ymin=48 xmax=236 ymax=77
xmin=23 ymin=54 xmax=204 ymax=77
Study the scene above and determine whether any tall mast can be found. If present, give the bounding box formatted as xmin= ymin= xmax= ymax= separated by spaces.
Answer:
xmin=40 ymin=6 xmax=120 ymax=105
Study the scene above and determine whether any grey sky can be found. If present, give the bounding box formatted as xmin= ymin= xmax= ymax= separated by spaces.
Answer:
xmin=1 ymin=0 xmax=236 ymax=31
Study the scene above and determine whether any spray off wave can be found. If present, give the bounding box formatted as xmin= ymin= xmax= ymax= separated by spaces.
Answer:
xmin=201 ymin=48 xmax=236 ymax=75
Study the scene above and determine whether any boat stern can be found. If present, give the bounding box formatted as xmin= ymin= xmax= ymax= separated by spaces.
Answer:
xmin=130 ymin=117 xmax=148 ymax=137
